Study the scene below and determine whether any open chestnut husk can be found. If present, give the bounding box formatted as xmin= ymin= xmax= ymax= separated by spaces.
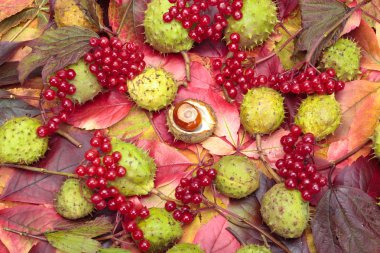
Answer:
xmin=167 ymin=99 xmax=217 ymax=143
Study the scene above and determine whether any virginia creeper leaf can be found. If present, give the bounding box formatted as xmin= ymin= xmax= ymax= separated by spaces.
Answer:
xmin=18 ymin=26 xmax=98 ymax=82
xmin=312 ymin=186 xmax=380 ymax=253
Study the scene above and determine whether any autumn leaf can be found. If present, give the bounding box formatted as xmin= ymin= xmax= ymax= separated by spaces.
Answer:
xmin=193 ymin=215 xmax=241 ymax=253
xmin=0 ymin=90 xmax=39 ymax=124
xmin=67 ymin=91 xmax=134 ymax=130
xmin=276 ymin=0 xmax=299 ymax=20
xmin=0 ymin=127 xmax=92 ymax=204
xmin=362 ymin=0 xmax=380 ymax=27
xmin=312 ymin=186 xmax=380 ymax=253
xmin=296 ymin=0 xmax=349 ymax=63
xmin=0 ymin=0 xmax=34 ymax=22
xmin=0 ymin=205 xmax=65 ymax=253
xmin=18 ymin=26 xmax=98 ymax=83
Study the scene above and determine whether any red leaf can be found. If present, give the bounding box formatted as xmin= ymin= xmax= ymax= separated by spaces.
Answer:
xmin=1 ymin=128 xmax=92 ymax=204
xmin=135 ymin=140 xmax=194 ymax=186
xmin=277 ymin=0 xmax=299 ymax=19
xmin=193 ymin=215 xmax=240 ymax=253
xmin=0 ymin=205 xmax=65 ymax=253
xmin=191 ymin=40 xmax=229 ymax=58
xmin=68 ymin=91 xmax=134 ymax=130
xmin=341 ymin=9 xmax=361 ymax=35
xmin=334 ymin=156 xmax=380 ymax=199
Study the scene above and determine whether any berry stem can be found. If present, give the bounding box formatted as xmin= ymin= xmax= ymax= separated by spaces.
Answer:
xmin=56 ymin=129 xmax=83 ymax=148
xmin=305 ymin=0 xmax=371 ymax=63
xmin=256 ymin=134 xmax=282 ymax=183
xmin=116 ymin=0 xmax=133 ymax=35
xmin=202 ymin=197 xmax=291 ymax=253
xmin=0 ymin=164 xmax=78 ymax=178
xmin=150 ymin=188 xmax=183 ymax=205
xmin=255 ymin=28 xmax=303 ymax=65
xmin=3 ymin=227 xmax=47 ymax=241
xmin=181 ymin=51 xmax=191 ymax=82
xmin=317 ymin=139 xmax=371 ymax=171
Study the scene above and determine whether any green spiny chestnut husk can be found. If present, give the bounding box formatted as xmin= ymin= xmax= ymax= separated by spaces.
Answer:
xmin=108 ymin=138 xmax=156 ymax=196
xmin=236 ymin=244 xmax=272 ymax=253
xmin=55 ymin=178 xmax=94 ymax=220
xmin=136 ymin=208 xmax=183 ymax=252
xmin=260 ymin=183 xmax=309 ymax=238
xmin=225 ymin=0 xmax=277 ymax=50
xmin=372 ymin=123 xmax=380 ymax=158
xmin=128 ymin=67 xmax=178 ymax=111
xmin=167 ymin=243 xmax=205 ymax=253
xmin=321 ymin=38 xmax=361 ymax=81
xmin=144 ymin=0 xmax=193 ymax=53
xmin=67 ymin=59 xmax=102 ymax=104
xmin=240 ymin=87 xmax=285 ymax=135
xmin=0 ymin=117 xmax=48 ymax=165
xmin=294 ymin=94 xmax=341 ymax=141
xmin=214 ymin=155 xmax=260 ymax=199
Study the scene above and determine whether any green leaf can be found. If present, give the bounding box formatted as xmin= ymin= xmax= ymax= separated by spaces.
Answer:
xmin=296 ymin=0 xmax=349 ymax=64
xmin=55 ymin=216 xmax=113 ymax=238
xmin=45 ymin=231 xmax=101 ymax=253
xmin=18 ymin=26 xmax=98 ymax=83
xmin=98 ymin=249 xmax=132 ymax=253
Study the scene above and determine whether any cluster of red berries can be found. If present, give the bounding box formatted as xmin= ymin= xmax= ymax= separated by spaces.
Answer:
xmin=275 ymin=125 xmax=327 ymax=201
xmin=75 ymin=131 xmax=151 ymax=251
xmin=37 ymin=68 xmax=77 ymax=137
xmin=84 ymin=36 xmax=146 ymax=93
xmin=256 ymin=67 xmax=345 ymax=95
xmin=213 ymin=33 xmax=252 ymax=99
xmin=164 ymin=167 xmax=217 ymax=224
xmin=163 ymin=0 xmax=243 ymax=43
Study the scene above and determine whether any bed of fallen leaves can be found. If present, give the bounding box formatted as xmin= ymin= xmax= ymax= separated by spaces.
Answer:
xmin=0 ymin=0 xmax=380 ymax=252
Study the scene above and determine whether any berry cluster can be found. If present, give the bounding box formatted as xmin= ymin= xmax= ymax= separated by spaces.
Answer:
xmin=75 ymin=131 xmax=151 ymax=251
xmin=164 ymin=167 xmax=217 ymax=224
xmin=37 ymin=68 xmax=77 ymax=137
xmin=213 ymin=33 xmax=252 ymax=99
xmin=84 ymin=36 xmax=146 ymax=92
xmin=259 ymin=67 xmax=345 ymax=95
xmin=163 ymin=0 xmax=243 ymax=43
xmin=275 ymin=125 xmax=327 ymax=201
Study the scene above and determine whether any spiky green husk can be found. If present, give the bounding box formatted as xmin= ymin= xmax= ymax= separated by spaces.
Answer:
xmin=214 ymin=155 xmax=260 ymax=199
xmin=260 ymin=183 xmax=309 ymax=238
xmin=295 ymin=95 xmax=341 ymax=141
xmin=108 ymin=138 xmax=156 ymax=196
xmin=55 ymin=179 xmax=94 ymax=220
xmin=67 ymin=59 xmax=102 ymax=104
xmin=128 ymin=68 xmax=178 ymax=111
xmin=136 ymin=208 xmax=183 ymax=252
xmin=0 ymin=117 xmax=48 ymax=165
xmin=240 ymin=87 xmax=285 ymax=135
xmin=321 ymin=38 xmax=361 ymax=81
xmin=144 ymin=0 xmax=193 ymax=53
xmin=372 ymin=123 xmax=380 ymax=158
xmin=236 ymin=244 xmax=272 ymax=253
xmin=225 ymin=0 xmax=277 ymax=49
xmin=167 ymin=243 xmax=205 ymax=253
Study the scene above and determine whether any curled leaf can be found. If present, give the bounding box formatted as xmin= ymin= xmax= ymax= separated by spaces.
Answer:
xmin=45 ymin=231 xmax=101 ymax=253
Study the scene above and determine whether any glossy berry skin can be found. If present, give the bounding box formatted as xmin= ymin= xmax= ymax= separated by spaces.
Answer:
xmin=138 ymin=239 xmax=151 ymax=252
xmin=165 ymin=201 xmax=177 ymax=212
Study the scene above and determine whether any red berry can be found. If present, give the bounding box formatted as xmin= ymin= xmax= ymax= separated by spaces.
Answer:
xmin=108 ymin=199 xmax=118 ymax=210
xmin=46 ymin=120 xmax=59 ymax=133
xmin=109 ymin=186 xmax=119 ymax=196
xmin=85 ymin=149 xmax=99 ymax=161
xmin=305 ymin=67 xmax=317 ymax=78
xmin=165 ymin=201 xmax=177 ymax=212
xmin=75 ymin=165 xmax=86 ymax=176
xmin=207 ymin=168 xmax=217 ymax=179
xmin=125 ymin=221 xmax=138 ymax=232
xmin=301 ymin=190 xmax=312 ymax=201
xmin=190 ymin=179 xmax=201 ymax=192
xmin=57 ymin=112 xmax=68 ymax=123
xmin=180 ymin=178 xmax=190 ymax=187
xmin=227 ymin=88 xmax=237 ymax=99
xmin=37 ymin=126 xmax=49 ymax=137
xmin=106 ymin=170 xmax=117 ymax=180
xmin=112 ymin=151 xmax=122 ymax=163
xmin=200 ymin=175 xmax=212 ymax=186
xmin=99 ymin=188 xmax=110 ymax=198
xmin=191 ymin=193 xmax=202 ymax=204
xmin=89 ymin=37 xmax=99 ymax=47
xmin=66 ymin=69 xmax=76 ymax=80
xmin=173 ymin=210 xmax=183 ymax=221
xmin=56 ymin=69 xmax=67 ymax=80
xmin=138 ymin=239 xmax=151 ymax=252
xmin=285 ymin=178 xmax=297 ymax=189
xmin=91 ymin=193 xmax=103 ymax=204
xmin=61 ymin=98 xmax=74 ymax=112
xmin=228 ymin=43 xmax=239 ymax=52
xmin=232 ymin=10 xmax=242 ymax=20
xmin=95 ymin=200 xmax=107 ymax=210
xmin=127 ymin=208 xmax=139 ymax=219
xmin=132 ymin=229 xmax=144 ymax=240
xmin=305 ymin=164 xmax=316 ymax=175
xmin=139 ymin=207 xmax=150 ymax=219
xmin=116 ymin=166 xmax=126 ymax=177
xmin=86 ymin=177 xmax=99 ymax=189
xmin=98 ymin=177 xmax=107 ymax=188
xmin=318 ymin=176 xmax=328 ymax=187
xmin=99 ymin=37 xmax=109 ymax=48
xmin=43 ymin=89 xmax=56 ymax=101
xmin=181 ymin=212 xmax=194 ymax=224
xmin=49 ymin=76 xmax=61 ymax=87
xmin=101 ymin=142 xmax=112 ymax=153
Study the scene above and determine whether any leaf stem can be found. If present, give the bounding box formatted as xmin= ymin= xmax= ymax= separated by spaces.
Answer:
xmin=181 ymin=51 xmax=191 ymax=82
xmin=305 ymin=0 xmax=372 ymax=63
xmin=0 ymin=164 xmax=78 ymax=178
xmin=150 ymin=188 xmax=182 ymax=205
xmin=256 ymin=134 xmax=282 ymax=183
xmin=3 ymin=227 xmax=47 ymax=241
xmin=317 ymin=139 xmax=371 ymax=171
xmin=255 ymin=28 xmax=303 ymax=65
xmin=202 ymin=197 xmax=291 ymax=253
xmin=56 ymin=129 xmax=83 ymax=148
xmin=116 ymin=0 xmax=133 ymax=35
xmin=361 ymin=9 xmax=380 ymax=24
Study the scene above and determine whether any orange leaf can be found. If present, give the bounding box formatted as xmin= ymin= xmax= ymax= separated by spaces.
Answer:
xmin=0 ymin=0 xmax=34 ymax=22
